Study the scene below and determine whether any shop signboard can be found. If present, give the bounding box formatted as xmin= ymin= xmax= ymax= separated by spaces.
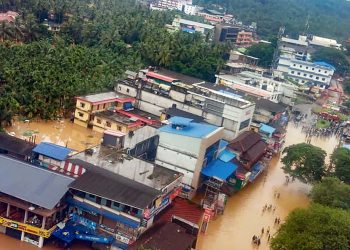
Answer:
xmin=0 ymin=217 xmax=54 ymax=238
xmin=116 ymin=231 xmax=134 ymax=245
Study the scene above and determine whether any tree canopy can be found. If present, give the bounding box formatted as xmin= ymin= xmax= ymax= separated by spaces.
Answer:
xmin=245 ymin=43 xmax=274 ymax=68
xmin=0 ymin=0 xmax=231 ymax=126
xmin=331 ymin=147 xmax=350 ymax=184
xmin=310 ymin=177 xmax=350 ymax=210
xmin=311 ymin=48 xmax=350 ymax=75
xmin=196 ymin=0 xmax=350 ymax=40
xmin=281 ymin=143 xmax=327 ymax=183
xmin=270 ymin=204 xmax=350 ymax=250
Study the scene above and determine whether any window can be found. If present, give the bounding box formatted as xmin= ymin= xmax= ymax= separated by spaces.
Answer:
xmin=78 ymin=112 xmax=84 ymax=118
xmin=303 ymin=73 xmax=307 ymax=77
xmin=291 ymin=71 xmax=295 ymax=74
xmin=96 ymin=118 xmax=102 ymax=124
xmin=80 ymin=102 xmax=85 ymax=108
xmin=103 ymin=103 xmax=106 ymax=109
xmin=306 ymin=67 xmax=308 ymax=69
xmin=297 ymin=72 xmax=300 ymax=75
xmin=301 ymin=80 xmax=305 ymax=83
xmin=325 ymin=71 xmax=327 ymax=73
xmin=239 ymin=119 xmax=250 ymax=130
xmin=117 ymin=126 xmax=122 ymax=131
xmin=106 ymin=121 xmax=111 ymax=127
xmin=118 ymin=86 xmax=121 ymax=90
xmin=316 ymin=77 xmax=319 ymax=80
xmin=310 ymin=75 xmax=313 ymax=78
xmin=322 ymin=78 xmax=326 ymax=81
xmin=299 ymin=65 xmax=302 ymax=68
xmin=318 ymin=70 xmax=321 ymax=72
xmin=126 ymin=88 xmax=130 ymax=93
xmin=293 ymin=64 xmax=296 ymax=66
xmin=312 ymin=68 xmax=314 ymax=71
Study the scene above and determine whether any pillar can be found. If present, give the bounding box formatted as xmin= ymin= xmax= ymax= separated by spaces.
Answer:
xmin=20 ymin=210 xmax=28 ymax=241
xmin=6 ymin=204 xmax=10 ymax=217
xmin=38 ymin=216 xmax=46 ymax=248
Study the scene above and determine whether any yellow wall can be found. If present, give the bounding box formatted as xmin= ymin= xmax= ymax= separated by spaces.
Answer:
xmin=74 ymin=118 xmax=88 ymax=128
xmin=76 ymin=99 xmax=92 ymax=112
xmin=91 ymin=102 xmax=114 ymax=113
xmin=74 ymin=109 xmax=90 ymax=122
xmin=92 ymin=116 xmax=131 ymax=134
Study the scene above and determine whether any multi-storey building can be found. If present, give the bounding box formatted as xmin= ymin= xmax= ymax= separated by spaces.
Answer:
xmin=116 ymin=68 xmax=255 ymax=140
xmin=155 ymin=117 xmax=224 ymax=195
xmin=215 ymin=71 xmax=296 ymax=105
xmin=236 ymin=31 xmax=256 ymax=47
xmin=73 ymin=92 xmax=135 ymax=128
xmin=68 ymin=142 xmax=183 ymax=249
xmin=284 ymin=59 xmax=335 ymax=88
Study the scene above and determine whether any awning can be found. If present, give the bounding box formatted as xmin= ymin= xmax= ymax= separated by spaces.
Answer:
xmin=218 ymin=149 xmax=236 ymax=162
xmin=259 ymin=124 xmax=276 ymax=137
xmin=201 ymin=159 xmax=238 ymax=181
xmin=249 ymin=163 xmax=266 ymax=182
xmin=123 ymin=102 xmax=134 ymax=111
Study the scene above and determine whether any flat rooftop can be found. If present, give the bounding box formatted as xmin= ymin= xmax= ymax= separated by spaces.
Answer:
xmin=0 ymin=132 xmax=35 ymax=156
xmin=159 ymin=117 xmax=220 ymax=139
xmin=69 ymin=145 xmax=181 ymax=191
xmin=178 ymin=18 xmax=214 ymax=29
xmin=0 ymin=155 xmax=74 ymax=210
xmin=95 ymin=110 xmax=136 ymax=126
xmin=76 ymin=91 xmax=130 ymax=104
xmin=149 ymin=68 xmax=205 ymax=85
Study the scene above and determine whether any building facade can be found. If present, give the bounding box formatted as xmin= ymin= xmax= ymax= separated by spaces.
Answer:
xmin=168 ymin=16 xmax=214 ymax=37
xmin=155 ymin=117 xmax=224 ymax=194
xmin=116 ymin=68 xmax=255 ymax=140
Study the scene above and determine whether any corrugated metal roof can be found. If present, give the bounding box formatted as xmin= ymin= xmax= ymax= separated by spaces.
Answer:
xmin=0 ymin=155 xmax=74 ymax=209
xmin=33 ymin=142 xmax=73 ymax=161
xmin=201 ymin=159 xmax=238 ymax=181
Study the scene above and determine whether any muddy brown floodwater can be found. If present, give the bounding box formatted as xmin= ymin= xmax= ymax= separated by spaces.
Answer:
xmin=6 ymin=119 xmax=102 ymax=151
xmin=196 ymin=122 xmax=339 ymax=250
xmin=2 ymin=118 xmax=339 ymax=250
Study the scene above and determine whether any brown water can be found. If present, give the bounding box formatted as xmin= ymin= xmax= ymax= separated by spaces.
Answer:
xmin=6 ymin=119 xmax=102 ymax=151
xmin=196 ymin=123 xmax=339 ymax=250
xmin=1 ymin=118 xmax=339 ymax=250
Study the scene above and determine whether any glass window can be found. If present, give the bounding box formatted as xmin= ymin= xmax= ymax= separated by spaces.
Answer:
xmin=291 ymin=71 xmax=294 ymax=74
xmin=80 ymin=103 xmax=85 ymax=108
xmin=96 ymin=119 xmax=102 ymax=124
xmin=78 ymin=112 xmax=84 ymax=117
xmin=106 ymin=121 xmax=111 ymax=127
xmin=303 ymin=74 xmax=307 ymax=77
xmin=322 ymin=78 xmax=326 ymax=81
xmin=239 ymin=119 xmax=250 ymax=130
xmin=316 ymin=77 xmax=319 ymax=80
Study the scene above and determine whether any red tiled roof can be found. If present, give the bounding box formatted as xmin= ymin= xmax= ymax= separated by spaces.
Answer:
xmin=156 ymin=197 xmax=203 ymax=226
xmin=242 ymin=140 xmax=267 ymax=166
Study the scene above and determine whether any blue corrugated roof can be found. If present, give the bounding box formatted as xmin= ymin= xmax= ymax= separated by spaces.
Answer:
xmin=313 ymin=61 xmax=336 ymax=70
xmin=218 ymin=149 xmax=236 ymax=162
xmin=33 ymin=142 xmax=73 ymax=161
xmin=159 ymin=116 xmax=218 ymax=138
xmin=201 ymin=159 xmax=238 ymax=180
xmin=259 ymin=124 xmax=276 ymax=137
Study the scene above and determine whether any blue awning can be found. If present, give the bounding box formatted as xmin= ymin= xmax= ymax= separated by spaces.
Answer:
xmin=201 ymin=159 xmax=238 ymax=181
xmin=66 ymin=197 xmax=140 ymax=228
xmin=33 ymin=142 xmax=73 ymax=161
xmin=249 ymin=163 xmax=266 ymax=182
xmin=259 ymin=124 xmax=276 ymax=137
xmin=123 ymin=102 xmax=134 ymax=111
xmin=218 ymin=149 xmax=236 ymax=162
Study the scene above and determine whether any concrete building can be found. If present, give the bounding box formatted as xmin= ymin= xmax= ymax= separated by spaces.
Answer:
xmin=68 ymin=144 xmax=183 ymax=249
xmin=215 ymin=71 xmax=296 ymax=105
xmin=167 ymin=16 xmax=214 ymax=37
xmin=299 ymin=34 xmax=342 ymax=49
xmin=150 ymin=0 xmax=191 ymax=11
xmin=155 ymin=117 xmax=224 ymax=194
xmin=214 ymin=24 xmax=240 ymax=43
xmin=73 ymin=92 xmax=135 ymax=128
xmin=183 ymin=4 xmax=200 ymax=15
xmin=235 ymin=31 xmax=256 ymax=47
xmin=0 ymin=155 xmax=73 ymax=248
xmin=198 ymin=9 xmax=226 ymax=23
xmin=277 ymin=57 xmax=335 ymax=88
xmin=116 ymin=68 xmax=255 ymax=140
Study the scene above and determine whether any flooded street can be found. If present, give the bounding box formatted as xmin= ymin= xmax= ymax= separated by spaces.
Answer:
xmin=1 ymin=109 xmax=340 ymax=250
xmin=5 ymin=119 xmax=102 ymax=152
xmin=196 ymin=121 xmax=339 ymax=250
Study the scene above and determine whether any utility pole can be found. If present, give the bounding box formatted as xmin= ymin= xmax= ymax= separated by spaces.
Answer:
xmin=270 ymin=26 xmax=285 ymax=73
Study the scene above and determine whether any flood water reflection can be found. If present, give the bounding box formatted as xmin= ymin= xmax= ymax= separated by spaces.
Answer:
xmin=1 ymin=118 xmax=339 ymax=250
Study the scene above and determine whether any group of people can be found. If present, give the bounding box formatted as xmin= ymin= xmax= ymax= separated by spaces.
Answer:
xmin=262 ymin=204 xmax=276 ymax=213
xmin=252 ymin=226 xmax=272 ymax=247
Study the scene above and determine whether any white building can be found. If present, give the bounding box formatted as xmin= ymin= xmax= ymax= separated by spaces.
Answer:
xmin=116 ymin=68 xmax=255 ymax=140
xmin=168 ymin=16 xmax=214 ymax=36
xmin=150 ymin=0 xmax=191 ymax=11
xmin=285 ymin=59 xmax=335 ymax=87
xmin=299 ymin=35 xmax=342 ymax=49
xmin=215 ymin=71 xmax=296 ymax=105
xmin=183 ymin=4 xmax=200 ymax=15
xmin=155 ymin=117 xmax=224 ymax=193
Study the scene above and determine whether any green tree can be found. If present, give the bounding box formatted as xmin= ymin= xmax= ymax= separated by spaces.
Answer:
xmin=310 ymin=177 xmax=350 ymax=210
xmin=312 ymin=48 xmax=350 ymax=75
xmin=331 ymin=147 xmax=350 ymax=184
xmin=245 ymin=43 xmax=274 ymax=68
xmin=281 ymin=143 xmax=327 ymax=183
xmin=270 ymin=204 xmax=350 ymax=250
